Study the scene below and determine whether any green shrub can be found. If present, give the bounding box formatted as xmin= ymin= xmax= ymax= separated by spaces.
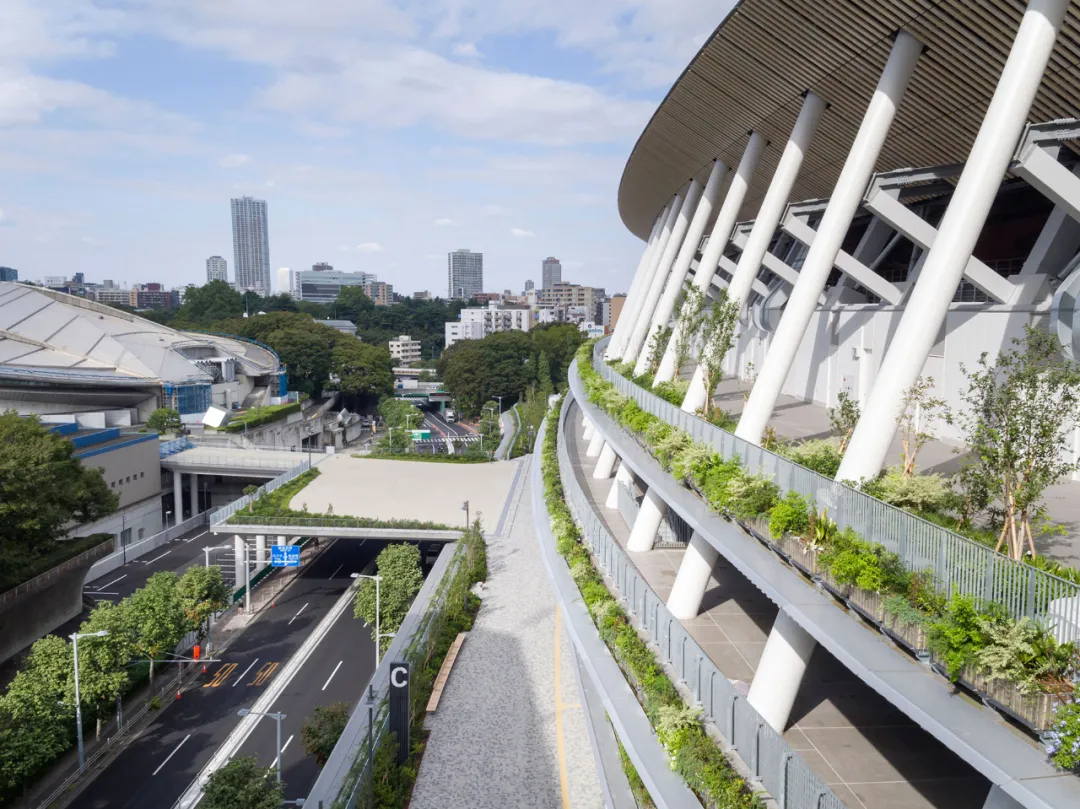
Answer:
xmin=782 ymin=438 xmax=842 ymax=477
xmin=768 ymin=491 xmax=812 ymax=538
xmin=701 ymin=457 xmax=744 ymax=511
xmin=653 ymin=380 xmax=689 ymax=407
xmin=864 ymin=467 xmax=954 ymax=513
xmin=927 ymin=593 xmax=997 ymax=681
xmin=726 ymin=472 xmax=779 ymax=520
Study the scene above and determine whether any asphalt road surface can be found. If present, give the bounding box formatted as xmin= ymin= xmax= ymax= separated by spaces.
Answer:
xmin=70 ymin=537 xmax=379 ymax=809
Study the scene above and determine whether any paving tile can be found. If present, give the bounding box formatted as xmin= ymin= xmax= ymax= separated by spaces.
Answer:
xmin=801 ymin=726 xmax=967 ymax=784
xmin=710 ymin=611 xmax=772 ymax=644
xmin=847 ymin=777 xmax=990 ymax=809
xmin=697 ymin=641 xmax=757 ymax=682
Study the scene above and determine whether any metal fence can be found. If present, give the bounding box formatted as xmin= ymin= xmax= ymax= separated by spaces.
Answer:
xmin=589 ymin=338 xmax=1080 ymax=640
xmin=209 ymin=459 xmax=313 ymax=525
xmin=163 ymin=454 xmax=311 ymax=471
xmin=557 ymin=395 xmax=846 ymax=809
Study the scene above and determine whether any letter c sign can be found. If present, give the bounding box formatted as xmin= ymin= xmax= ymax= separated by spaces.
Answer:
xmin=391 ymin=664 xmax=409 ymax=689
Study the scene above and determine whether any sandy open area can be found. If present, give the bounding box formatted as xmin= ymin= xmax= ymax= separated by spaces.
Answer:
xmin=289 ymin=454 xmax=522 ymax=531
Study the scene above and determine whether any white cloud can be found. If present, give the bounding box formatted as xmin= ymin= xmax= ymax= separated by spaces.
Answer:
xmin=451 ymin=42 xmax=481 ymax=58
xmin=510 ymin=227 xmax=535 ymax=238
xmin=337 ymin=244 xmax=352 ymax=252
xmin=433 ymin=217 xmax=455 ymax=226
xmin=355 ymin=242 xmax=384 ymax=252
xmin=219 ymin=153 xmax=252 ymax=167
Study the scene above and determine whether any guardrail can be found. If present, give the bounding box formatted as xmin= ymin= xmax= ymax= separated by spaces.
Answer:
xmin=161 ymin=454 xmax=308 ymax=471
xmin=590 ymin=338 xmax=1080 ymax=640
xmin=225 ymin=516 xmax=457 ymax=534
xmin=209 ymin=460 xmax=312 ymax=525
xmin=86 ymin=511 xmax=211 ymax=582
xmin=0 ymin=538 xmax=113 ymax=610
xmin=558 ymin=393 xmax=845 ymax=809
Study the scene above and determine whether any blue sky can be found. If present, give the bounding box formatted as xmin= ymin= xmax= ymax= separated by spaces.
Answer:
xmin=0 ymin=0 xmax=732 ymax=296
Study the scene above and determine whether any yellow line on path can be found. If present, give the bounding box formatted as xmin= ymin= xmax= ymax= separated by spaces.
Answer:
xmin=554 ymin=608 xmax=573 ymax=809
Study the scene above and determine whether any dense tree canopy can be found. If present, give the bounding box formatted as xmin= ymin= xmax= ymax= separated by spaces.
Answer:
xmin=0 ymin=412 xmax=118 ymax=554
xmin=438 ymin=325 xmax=584 ymax=417
xmin=176 ymin=280 xmax=247 ymax=324
xmin=328 ymin=340 xmax=394 ymax=399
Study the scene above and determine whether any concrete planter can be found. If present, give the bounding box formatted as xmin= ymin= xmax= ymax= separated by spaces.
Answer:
xmin=777 ymin=535 xmax=821 ymax=576
xmin=881 ymin=612 xmax=929 ymax=655
xmin=982 ymin=679 xmax=1062 ymax=732
xmin=818 ymin=569 xmax=852 ymax=600
xmin=846 ymin=585 xmax=886 ymax=623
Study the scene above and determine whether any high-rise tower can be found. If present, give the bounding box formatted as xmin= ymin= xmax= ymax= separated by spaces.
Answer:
xmin=448 ymin=249 xmax=483 ymax=299
xmin=231 ymin=197 xmax=271 ymax=295
xmin=542 ymin=256 xmax=562 ymax=289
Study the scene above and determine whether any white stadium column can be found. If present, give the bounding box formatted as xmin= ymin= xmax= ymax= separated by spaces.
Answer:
xmin=607 ymin=211 xmax=667 ymax=360
xmin=173 ymin=471 xmax=184 ymax=524
xmin=610 ymin=196 xmax=683 ymax=360
xmin=233 ymin=535 xmax=245 ymax=592
xmin=666 ymin=532 xmax=720 ymax=619
xmin=681 ymin=94 xmax=825 ymax=415
xmin=593 ymin=443 xmax=618 ymax=479
xmin=656 ymin=132 xmax=766 ymax=384
xmin=256 ymin=534 xmax=267 ymax=566
xmin=276 ymin=535 xmax=287 ymax=547
xmin=190 ymin=473 xmax=199 ymax=514
xmin=837 ymin=0 xmax=1069 ymax=483
xmin=606 ymin=462 xmax=634 ymax=509
xmin=634 ymin=161 xmax=729 ymax=377
xmin=624 ymin=180 xmax=704 ymax=366
xmin=586 ymin=429 xmax=605 ymax=457
xmin=582 ymin=418 xmax=594 ymax=441
xmin=982 ymin=786 xmax=1023 ymax=809
xmin=737 ymin=31 xmax=923 ymax=445
xmin=747 ymin=610 xmax=816 ymax=732
xmin=627 ymin=487 xmax=666 ymax=552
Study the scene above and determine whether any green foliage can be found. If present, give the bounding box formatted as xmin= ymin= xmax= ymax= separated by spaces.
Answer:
xmin=781 ymin=438 xmax=842 ymax=477
xmin=725 ymin=472 xmax=779 ymax=520
xmin=863 ymin=467 xmax=954 ymax=513
xmin=646 ymin=324 xmax=673 ymax=376
xmin=768 ymin=491 xmax=812 ymax=539
xmin=378 ymin=399 xmax=423 ymax=430
xmin=699 ymin=292 xmax=740 ymax=419
xmin=653 ymin=379 xmax=689 ymax=407
xmin=224 ymin=400 xmax=303 ymax=433
xmin=146 ymin=407 xmax=182 ymax=435
xmin=177 ymin=565 xmax=231 ymax=637
xmin=302 ymin=702 xmax=351 ymax=766
xmin=897 ymin=376 xmax=951 ymax=477
xmin=177 ymin=280 xmax=246 ymax=324
xmin=616 ymin=735 xmax=656 ymax=808
xmin=819 ymin=528 xmax=908 ymax=595
xmin=266 ymin=326 xmax=334 ymax=398
xmin=956 ymin=327 xmax=1080 ymax=559
xmin=927 ymin=593 xmax=995 ymax=681
xmin=672 ymin=286 xmax=706 ymax=374
xmin=829 ymin=391 xmax=860 ymax=453
xmin=0 ymin=411 xmax=118 ymax=558
xmin=327 ymin=339 xmax=394 ymax=401
xmin=358 ymin=452 xmax=489 ymax=464
xmin=128 ymin=571 xmax=187 ymax=681
xmin=201 ymin=755 xmax=284 ymax=809
xmin=353 ymin=544 xmax=425 ymax=651
xmin=1047 ymin=696 xmax=1080 ymax=771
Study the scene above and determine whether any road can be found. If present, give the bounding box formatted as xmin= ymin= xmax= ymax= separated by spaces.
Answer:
xmin=70 ymin=538 xmax=379 ymax=809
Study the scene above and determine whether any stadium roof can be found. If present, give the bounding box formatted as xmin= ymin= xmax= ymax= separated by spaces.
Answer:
xmin=0 ymin=283 xmax=279 ymax=385
xmin=618 ymin=0 xmax=1080 ymax=240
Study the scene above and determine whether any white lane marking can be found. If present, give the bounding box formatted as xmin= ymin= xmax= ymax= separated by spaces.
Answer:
xmin=329 ymin=564 xmax=343 ymax=579
xmin=85 ymin=592 xmax=119 ymax=596
xmin=153 ymin=734 xmax=191 ymax=775
xmin=321 ymin=660 xmax=343 ymax=691
xmin=233 ymin=658 xmax=259 ymax=687
xmin=142 ymin=551 xmax=172 ymax=565
xmin=87 ymin=574 xmax=127 ymax=591
xmin=270 ymin=734 xmax=295 ymax=768
xmin=288 ymin=603 xmax=309 ymax=625
xmin=184 ymin=529 xmax=211 ymax=544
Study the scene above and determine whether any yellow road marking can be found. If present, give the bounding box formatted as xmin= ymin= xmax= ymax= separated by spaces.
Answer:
xmin=202 ymin=663 xmax=236 ymax=688
xmin=554 ymin=609 xmax=572 ymax=809
xmin=250 ymin=661 xmax=279 ymax=686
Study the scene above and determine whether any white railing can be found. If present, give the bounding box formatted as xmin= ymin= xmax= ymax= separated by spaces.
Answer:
xmin=209 ymin=460 xmax=313 ymax=525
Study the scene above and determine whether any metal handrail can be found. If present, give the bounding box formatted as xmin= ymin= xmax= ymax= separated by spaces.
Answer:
xmin=209 ymin=460 xmax=312 ymax=524
xmin=589 ymin=337 xmax=1080 ymax=640
xmin=556 ymin=393 xmax=846 ymax=809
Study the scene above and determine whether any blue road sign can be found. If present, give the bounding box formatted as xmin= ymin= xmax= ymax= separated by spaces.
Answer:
xmin=271 ymin=545 xmax=301 ymax=567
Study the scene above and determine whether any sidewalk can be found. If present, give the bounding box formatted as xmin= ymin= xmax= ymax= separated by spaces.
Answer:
xmin=710 ymin=377 xmax=1080 ymax=566
xmin=410 ymin=463 xmax=605 ymax=809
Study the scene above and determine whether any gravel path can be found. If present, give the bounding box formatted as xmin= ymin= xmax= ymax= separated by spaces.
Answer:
xmin=410 ymin=463 xmax=605 ymax=809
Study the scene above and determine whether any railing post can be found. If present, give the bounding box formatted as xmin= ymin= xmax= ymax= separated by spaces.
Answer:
xmin=779 ymin=752 xmax=793 ymax=809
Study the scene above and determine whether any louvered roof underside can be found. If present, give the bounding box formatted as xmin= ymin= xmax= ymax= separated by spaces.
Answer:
xmin=618 ymin=0 xmax=1080 ymax=240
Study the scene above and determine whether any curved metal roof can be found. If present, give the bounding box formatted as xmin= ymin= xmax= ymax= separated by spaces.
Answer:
xmin=618 ymin=0 xmax=1080 ymax=240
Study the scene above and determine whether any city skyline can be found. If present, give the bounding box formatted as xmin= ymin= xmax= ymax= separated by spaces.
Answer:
xmin=0 ymin=3 xmax=722 ymax=296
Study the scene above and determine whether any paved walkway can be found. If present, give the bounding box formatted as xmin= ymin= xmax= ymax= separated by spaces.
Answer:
xmin=410 ymin=462 xmax=605 ymax=809
xmin=710 ymin=377 xmax=1080 ymax=566
xmin=566 ymin=402 xmax=991 ymax=809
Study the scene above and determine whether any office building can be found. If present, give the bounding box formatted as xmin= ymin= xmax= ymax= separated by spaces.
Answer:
xmin=293 ymin=269 xmax=378 ymax=304
xmin=609 ymin=294 xmax=626 ymax=331
xmin=362 ymin=281 xmax=393 ymax=306
xmin=524 ymin=279 xmax=535 ymax=292
xmin=389 ymin=335 xmax=423 ymax=366
xmin=541 ymin=257 xmax=562 ymax=289
xmin=444 ymin=302 xmax=532 ymax=348
xmin=206 ymin=256 xmax=228 ymax=283
xmin=276 ymin=267 xmax=294 ymax=296
xmin=231 ymin=196 xmax=271 ymax=295
xmin=0 ymin=268 xmax=17 ymax=283
xmin=448 ymin=249 xmax=483 ymax=299
xmin=93 ymin=288 xmax=137 ymax=307
xmin=413 ymin=290 xmax=431 ymax=300
xmin=539 ymin=282 xmax=599 ymax=316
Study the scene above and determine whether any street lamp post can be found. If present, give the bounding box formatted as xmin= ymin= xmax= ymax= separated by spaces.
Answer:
xmin=351 ymin=573 xmax=383 ymax=667
xmin=71 ymin=630 xmax=109 ymax=770
xmin=203 ymin=543 xmax=231 ymax=568
xmin=236 ymin=708 xmax=287 ymax=783
xmin=462 ymin=500 xmax=470 ymax=531
xmin=244 ymin=541 xmax=251 ymax=615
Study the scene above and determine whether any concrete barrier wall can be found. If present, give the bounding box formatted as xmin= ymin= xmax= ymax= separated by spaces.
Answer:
xmin=85 ymin=511 xmax=210 ymax=583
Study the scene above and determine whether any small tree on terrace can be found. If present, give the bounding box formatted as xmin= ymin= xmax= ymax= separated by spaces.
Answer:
xmin=646 ymin=325 xmax=673 ymax=376
xmin=201 ymin=755 xmax=283 ymax=809
xmin=697 ymin=292 xmax=739 ymax=419
xmin=353 ymin=544 xmax=424 ymax=652
xmin=301 ymin=702 xmax=351 ymax=766
xmin=896 ymin=376 xmax=951 ymax=478
xmin=829 ymin=391 xmax=860 ymax=454
xmin=147 ymin=407 xmax=183 ymax=436
xmin=956 ymin=327 xmax=1080 ymax=560
xmin=177 ymin=565 xmax=231 ymax=639
xmin=672 ymin=286 xmax=707 ymax=375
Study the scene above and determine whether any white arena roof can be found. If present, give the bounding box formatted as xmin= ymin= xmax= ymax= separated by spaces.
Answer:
xmin=0 ymin=283 xmax=279 ymax=385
